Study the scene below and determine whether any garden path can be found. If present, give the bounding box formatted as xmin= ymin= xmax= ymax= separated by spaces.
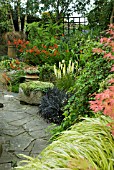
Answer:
xmin=0 ymin=70 xmax=51 ymax=170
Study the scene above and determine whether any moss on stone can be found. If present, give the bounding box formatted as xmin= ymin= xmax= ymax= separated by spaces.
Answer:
xmin=19 ymin=81 xmax=54 ymax=96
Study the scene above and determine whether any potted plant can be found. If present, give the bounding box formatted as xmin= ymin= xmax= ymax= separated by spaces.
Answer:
xmin=5 ymin=31 xmax=21 ymax=58
xmin=24 ymin=66 xmax=39 ymax=81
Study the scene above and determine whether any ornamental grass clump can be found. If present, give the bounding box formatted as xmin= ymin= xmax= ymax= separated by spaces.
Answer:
xmin=54 ymin=60 xmax=77 ymax=91
xmin=15 ymin=116 xmax=114 ymax=170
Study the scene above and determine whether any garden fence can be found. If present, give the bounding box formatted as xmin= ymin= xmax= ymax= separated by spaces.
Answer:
xmin=62 ymin=15 xmax=88 ymax=36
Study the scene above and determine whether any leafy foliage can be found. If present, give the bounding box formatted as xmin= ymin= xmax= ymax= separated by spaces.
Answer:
xmin=55 ymin=73 xmax=75 ymax=91
xmin=89 ymin=24 xmax=114 ymax=136
xmin=87 ymin=0 xmax=114 ymax=30
xmin=39 ymin=0 xmax=91 ymax=19
xmin=39 ymin=87 xmax=69 ymax=124
xmin=18 ymin=21 xmax=72 ymax=65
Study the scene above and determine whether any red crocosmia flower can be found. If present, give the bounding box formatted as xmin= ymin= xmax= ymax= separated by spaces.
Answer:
xmin=49 ymin=46 xmax=54 ymax=50
xmin=54 ymin=44 xmax=58 ymax=48
xmin=35 ymin=49 xmax=40 ymax=55
xmin=54 ymin=36 xmax=57 ymax=39
xmin=8 ymin=40 xmax=11 ymax=45
xmin=42 ymin=44 xmax=46 ymax=48
xmin=41 ymin=50 xmax=49 ymax=55
xmin=26 ymin=41 xmax=29 ymax=45
xmin=19 ymin=49 xmax=23 ymax=52
xmin=29 ymin=49 xmax=34 ymax=53
xmin=53 ymin=50 xmax=58 ymax=56
xmin=18 ymin=39 xmax=23 ymax=44
xmin=15 ymin=59 xmax=20 ymax=64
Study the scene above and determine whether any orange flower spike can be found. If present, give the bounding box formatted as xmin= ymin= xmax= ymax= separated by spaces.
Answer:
xmin=18 ymin=39 xmax=23 ymax=44
xmin=19 ymin=48 xmax=23 ymax=52
xmin=22 ymin=45 xmax=26 ymax=49
xmin=42 ymin=44 xmax=47 ymax=48
xmin=10 ymin=63 xmax=16 ymax=69
xmin=41 ymin=50 xmax=47 ymax=54
xmin=35 ymin=49 xmax=40 ymax=55
xmin=13 ymin=39 xmax=17 ymax=45
xmin=2 ymin=73 xmax=11 ymax=82
xmin=49 ymin=46 xmax=54 ymax=50
xmin=43 ymin=45 xmax=46 ymax=48
xmin=33 ymin=46 xmax=37 ymax=49
xmin=8 ymin=41 xmax=11 ymax=45
xmin=10 ymin=63 xmax=13 ymax=67
xmin=29 ymin=49 xmax=34 ymax=53
xmin=54 ymin=36 xmax=57 ymax=39
xmin=26 ymin=41 xmax=29 ymax=45
xmin=15 ymin=59 xmax=20 ymax=65
xmin=53 ymin=50 xmax=58 ymax=56
xmin=54 ymin=44 xmax=58 ymax=48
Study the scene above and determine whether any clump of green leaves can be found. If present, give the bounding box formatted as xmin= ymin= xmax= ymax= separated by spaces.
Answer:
xmin=39 ymin=63 xmax=55 ymax=82
xmin=8 ymin=70 xmax=25 ymax=93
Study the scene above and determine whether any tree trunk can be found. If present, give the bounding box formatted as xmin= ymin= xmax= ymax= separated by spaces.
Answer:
xmin=9 ymin=10 xmax=15 ymax=31
xmin=110 ymin=4 xmax=114 ymax=24
xmin=17 ymin=0 xmax=21 ymax=32
xmin=23 ymin=14 xmax=27 ymax=37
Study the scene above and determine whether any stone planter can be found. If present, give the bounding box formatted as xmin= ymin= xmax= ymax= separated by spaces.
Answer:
xmin=18 ymin=81 xmax=54 ymax=105
xmin=25 ymin=74 xmax=39 ymax=82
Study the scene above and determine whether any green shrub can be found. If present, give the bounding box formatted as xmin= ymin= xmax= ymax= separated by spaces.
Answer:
xmin=15 ymin=116 xmax=114 ymax=170
xmin=8 ymin=70 xmax=25 ymax=93
xmin=38 ymin=63 xmax=55 ymax=82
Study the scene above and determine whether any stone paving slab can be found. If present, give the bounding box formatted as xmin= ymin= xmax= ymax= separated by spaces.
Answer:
xmin=0 ymin=90 xmax=51 ymax=170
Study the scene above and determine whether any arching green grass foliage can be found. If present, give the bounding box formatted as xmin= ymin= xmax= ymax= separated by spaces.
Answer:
xmin=15 ymin=116 xmax=114 ymax=170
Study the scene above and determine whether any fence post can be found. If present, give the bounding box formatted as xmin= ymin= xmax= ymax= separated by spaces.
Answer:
xmin=67 ymin=14 xmax=70 ymax=36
